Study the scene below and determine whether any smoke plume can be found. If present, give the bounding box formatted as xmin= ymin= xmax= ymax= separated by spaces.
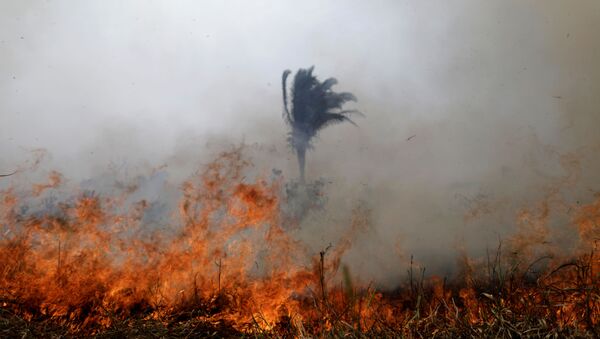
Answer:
xmin=1 ymin=0 xmax=600 ymax=288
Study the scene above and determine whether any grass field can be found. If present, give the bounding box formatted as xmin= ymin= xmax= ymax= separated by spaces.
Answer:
xmin=1 ymin=151 xmax=599 ymax=338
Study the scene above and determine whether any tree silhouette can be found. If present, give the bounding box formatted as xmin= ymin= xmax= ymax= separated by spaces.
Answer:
xmin=281 ymin=66 xmax=361 ymax=182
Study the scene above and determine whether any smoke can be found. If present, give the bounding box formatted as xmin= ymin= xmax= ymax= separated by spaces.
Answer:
xmin=1 ymin=0 xmax=600 ymax=287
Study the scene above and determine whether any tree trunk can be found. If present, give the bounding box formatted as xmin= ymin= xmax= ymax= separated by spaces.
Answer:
xmin=296 ymin=147 xmax=306 ymax=184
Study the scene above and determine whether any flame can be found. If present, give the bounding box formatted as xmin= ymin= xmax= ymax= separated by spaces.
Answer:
xmin=1 ymin=148 xmax=599 ymax=336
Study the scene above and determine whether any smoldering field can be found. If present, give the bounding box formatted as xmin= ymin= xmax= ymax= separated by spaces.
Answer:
xmin=1 ymin=0 xmax=600 ymax=310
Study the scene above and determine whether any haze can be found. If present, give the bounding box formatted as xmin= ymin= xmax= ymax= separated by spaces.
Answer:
xmin=1 ymin=0 xmax=599 ymax=285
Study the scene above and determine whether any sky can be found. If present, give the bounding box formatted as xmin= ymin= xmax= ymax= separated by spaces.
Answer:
xmin=1 ymin=0 xmax=600 ymax=285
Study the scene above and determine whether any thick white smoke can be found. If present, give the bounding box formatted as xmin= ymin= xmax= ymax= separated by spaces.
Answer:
xmin=1 ymin=0 xmax=599 ymax=287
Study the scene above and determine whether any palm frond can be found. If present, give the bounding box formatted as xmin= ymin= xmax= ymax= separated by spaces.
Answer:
xmin=315 ymin=113 xmax=357 ymax=131
xmin=282 ymin=69 xmax=292 ymax=124
xmin=283 ymin=67 xmax=360 ymax=142
xmin=325 ymin=92 xmax=356 ymax=110
xmin=319 ymin=77 xmax=338 ymax=91
xmin=337 ymin=109 xmax=364 ymax=117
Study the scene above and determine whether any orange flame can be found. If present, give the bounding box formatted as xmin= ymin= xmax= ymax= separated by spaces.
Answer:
xmin=1 ymin=149 xmax=599 ymax=336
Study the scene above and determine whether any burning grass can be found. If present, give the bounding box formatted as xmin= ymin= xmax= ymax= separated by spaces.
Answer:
xmin=1 ymin=149 xmax=599 ymax=338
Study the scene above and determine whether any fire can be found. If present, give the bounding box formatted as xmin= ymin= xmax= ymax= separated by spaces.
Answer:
xmin=1 ymin=148 xmax=599 ymax=337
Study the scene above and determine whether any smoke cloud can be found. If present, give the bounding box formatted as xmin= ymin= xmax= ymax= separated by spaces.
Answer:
xmin=1 ymin=0 xmax=600 ymax=287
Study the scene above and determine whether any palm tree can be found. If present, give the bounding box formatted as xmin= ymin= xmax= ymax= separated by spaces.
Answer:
xmin=281 ymin=66 xmax=361 ymax=183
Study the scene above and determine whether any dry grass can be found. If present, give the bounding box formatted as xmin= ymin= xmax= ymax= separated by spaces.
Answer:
xmin=1 ymin=247 xmax=598 ymax=338
xmin=1 ymin=151 xmax=598 ymax=338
